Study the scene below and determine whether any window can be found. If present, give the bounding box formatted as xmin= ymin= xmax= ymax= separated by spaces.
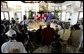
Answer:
xmin=1 ymin=12 xmax=9 ymax=20
xmin=55 ymin=6 xmax=58 ymax=10
xmin=51 ymin=11 xmax=54 ymax=15
xmin=61 ymin=11 xmax=66 ymax=21
xmin=58 ymin=12 xmax=61 ymax=19
xmin=32 ymin=6 xmax=36 ymax=12
xmin=65 ymin=12 xmax=70 ymax=22
xmin=17 ymin=12 xmax=22 ymax=21
xmin=51 ymin=6 xmax=54 ymax=11
xmin=79 ymin=12 xmax=83 ymax=20
xmin=58 ymin=6 xmax=62 ymax=10
xmin=1 ymin=12 xmax=4 ymax=20
xmin=25 ymin=11 xmax=29 ymax=18
xmin=55 ymin=6 xmax=62 ymax=11
xmin=54 ymin=6 xmax=62 ymax=20
xmin=4 ymin=12 xmax=9 ymax=20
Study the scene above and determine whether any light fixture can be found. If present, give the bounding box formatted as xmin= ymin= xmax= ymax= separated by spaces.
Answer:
xmin=25 ymin=1 xmax=32 ymax=3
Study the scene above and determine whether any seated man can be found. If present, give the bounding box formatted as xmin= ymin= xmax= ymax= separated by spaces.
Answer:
xmin=58 ymin=23 xmax=71 ymax=53
xmin=69 ymin=24 xmax=83 ymax=53
xmin=1 ymin=29 xmax=27 ymax=53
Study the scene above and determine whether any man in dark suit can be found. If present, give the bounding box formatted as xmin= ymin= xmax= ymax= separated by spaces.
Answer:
xmin=42 ymin=22 xmax=55 ymax=46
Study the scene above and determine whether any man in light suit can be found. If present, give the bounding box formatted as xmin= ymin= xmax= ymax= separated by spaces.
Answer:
xmin=1 ymin=29 xmax=27 ymax=53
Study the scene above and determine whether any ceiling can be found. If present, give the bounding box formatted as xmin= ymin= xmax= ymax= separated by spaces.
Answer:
xmin=22 ymin=1 xmax=65 ymax=3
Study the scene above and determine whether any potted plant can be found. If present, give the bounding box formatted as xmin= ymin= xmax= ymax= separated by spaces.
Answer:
xmin=54 ymin=10 xmax=61 ymax=20
xmin=29 ymin=10 xmax=34 ymax=19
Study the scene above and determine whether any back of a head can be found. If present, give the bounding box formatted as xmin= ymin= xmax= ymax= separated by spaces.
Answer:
xmin=73 ymin=24 xmax=80 ymax=30
xmin=3 ymin=18 xmax=6 ymax=20
xmin=12 ymin=18 xmax=14 ymax=20
xmin=39 ymin=25 xmax=42 ymax=29
xmin=56 ymin=27 xmax=59 ymax=33
xmin=12 ymin=20 xmax=16 ymax=24
xmin=23 ymin=15 xmax=26 ymax=20
xmin=71 ymin=26 xmax=74 ymax=30
xmin=48 ymin=12 xmax=50 ymax=13
xmin=64 ymin=23 xmax=69 ymax=29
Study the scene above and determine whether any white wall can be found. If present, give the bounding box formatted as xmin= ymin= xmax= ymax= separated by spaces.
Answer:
xmin=48 ymin=3 xmax=62 ymax=11
xmin=61 ymin=11 xmax=66 ymax=21
xmin=61 ymin=1 xmax=83 ymax=25
xmin=7 ymin=1 xmax=27 ymax=21
xmin=25 ymin=3 xmax=39 ymax=18
xmin=2 ymin=1 xmax=83 ymax=24
xmin=70 ymin=12 xmax=79 ymax=25
xmin=48 ymin=3 xmax=55 ymax=11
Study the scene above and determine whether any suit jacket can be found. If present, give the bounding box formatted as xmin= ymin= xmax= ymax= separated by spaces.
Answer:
xmin=58 ymin=29 xmax=71 ymax=41
xmin=70 ymin=30 xmax=82 ymax=48
xmin=1 ymin=40 xmax=27 ymax=53
xmin=42 ymin=27 xmax=55 ymax=46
